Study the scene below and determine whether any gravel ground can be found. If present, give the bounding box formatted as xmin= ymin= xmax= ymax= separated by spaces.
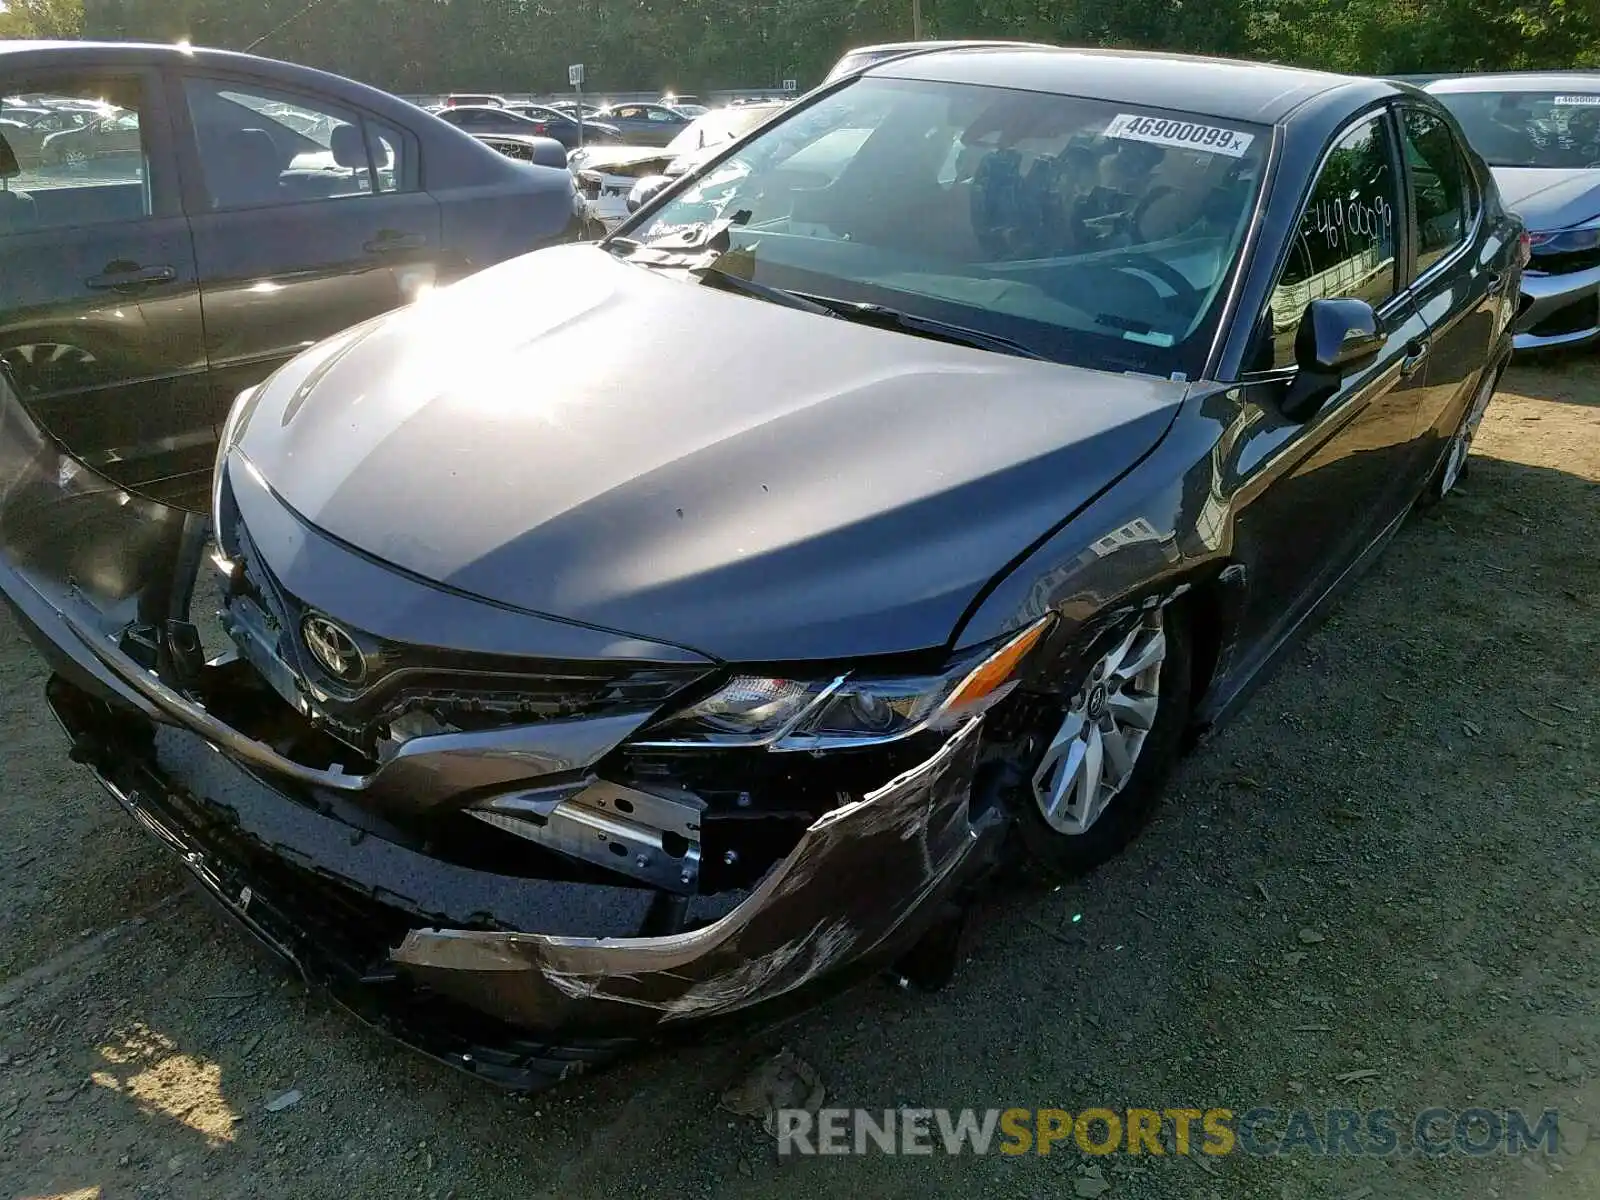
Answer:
xmin=1 ymin=361 xmax=1597 ymax=1200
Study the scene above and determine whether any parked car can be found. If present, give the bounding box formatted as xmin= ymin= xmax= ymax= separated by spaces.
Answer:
xmin=441 ymin=92 xmax=504 ymax=108
xmin=572 ymin=101 xmax=787 ymax=226
xmin=502 ymin=102 xmax=621 ymax=148
xmin=823 ymin=38 xmax=1056 ymax=83
xmin=0 ymin=47 xmax=1522 ymax=1091
xmin=435 ymin=102 xmax=619 ymax=147
xmin=660 ymin=93 xmax=708 ymax=116
xmin=591 ymin=100 xmax=690 ymax=145
xmin=0 ymin=102 xmax=92 ymax=165
xmin=548 ymin=99 xmax=604 ymax=120
xmin=1426 ymin=73 xmax=1600 ymax=351
xmin=0 ymin=42 xmax=592 ymax=508
xmin=40 ymin=107 xmax=141 ymax=166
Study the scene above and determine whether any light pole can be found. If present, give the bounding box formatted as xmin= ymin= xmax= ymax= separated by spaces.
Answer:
xmin=912 ymin=0 xmax=923 ymax=38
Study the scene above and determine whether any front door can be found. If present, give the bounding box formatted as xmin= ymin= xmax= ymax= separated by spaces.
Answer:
xmin=1227 ymin=107 xmax=1435 ymax=660
xmin=0 ymin=68 xmax=211 ymax=507
xmin=170 ymin=72 xmax=441 ymax=425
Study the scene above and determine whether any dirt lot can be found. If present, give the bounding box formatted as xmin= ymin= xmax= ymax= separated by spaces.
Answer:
xmin=1 ymin=362 xmax=1597 ymax=1200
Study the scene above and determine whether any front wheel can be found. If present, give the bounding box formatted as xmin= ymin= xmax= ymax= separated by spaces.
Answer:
xmin=1014 ymin=603 xmax=1192 ymax=877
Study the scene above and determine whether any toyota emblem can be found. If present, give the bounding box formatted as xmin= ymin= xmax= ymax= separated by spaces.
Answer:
xmin=301 ymin=614 xmax=366 ymax=683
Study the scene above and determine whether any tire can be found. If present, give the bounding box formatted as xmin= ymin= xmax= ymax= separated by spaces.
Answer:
xmin=1419 ymin=361 xmax=1503 ymax=508
xmin=1014 ymin=602 xmax=1192 ymax=878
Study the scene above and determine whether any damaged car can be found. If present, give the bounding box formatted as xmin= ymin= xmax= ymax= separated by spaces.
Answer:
xmin=570 ymin=101 xmax=789 ymax=229
xmin=0 ymin=47 xmax=1523 ymax=1090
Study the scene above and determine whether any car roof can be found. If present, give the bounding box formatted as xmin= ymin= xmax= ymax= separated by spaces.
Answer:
xmin=1425 ymin=72 xmax=1600 ymax=94
xmin=868 ymin=46 xmax=1377 ymax=125
xmin=844 ymin=39 xmax=1049 ymax=53
xmin=0 ymin=41 xmax=428 ymax=116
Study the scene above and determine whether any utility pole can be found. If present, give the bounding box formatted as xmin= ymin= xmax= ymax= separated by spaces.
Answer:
xmin=912 ymin=0 xmax=923 ymax=38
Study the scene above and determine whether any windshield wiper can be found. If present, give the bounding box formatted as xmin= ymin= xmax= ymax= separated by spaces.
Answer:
xmin=792 ymin=295 xmax=1049 ymax=362
xmin=691 ymin=263 xmax=834 ymax=314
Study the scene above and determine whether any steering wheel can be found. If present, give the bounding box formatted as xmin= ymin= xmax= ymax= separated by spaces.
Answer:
xmin=1105 ymin=251 xmax=1203 ymax=313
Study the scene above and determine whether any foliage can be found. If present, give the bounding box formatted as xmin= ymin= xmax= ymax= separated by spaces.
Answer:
xmin=0 ymin=0 xmax=85 ymax=39
xmin=3 ymin=0 xmax=1598 ymax=92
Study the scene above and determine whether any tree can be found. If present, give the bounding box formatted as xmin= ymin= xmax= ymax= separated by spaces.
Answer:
xmin=0 ymin=0 xmax=85 ymax=38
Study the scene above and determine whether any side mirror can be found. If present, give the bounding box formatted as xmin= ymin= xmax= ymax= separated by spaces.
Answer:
xmin=626 ymin=174 xmax=672 ymax=213
xmin=526 ymin=137 xmax=568 ymax=170
xmin=1282 ymin=297 xmax=1383 ymax=421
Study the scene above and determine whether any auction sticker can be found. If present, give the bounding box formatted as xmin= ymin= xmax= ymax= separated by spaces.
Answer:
xmin=1104 ymin=113 xmax=1255 ymax=157
xmin=1555 ymin=95 xmax=1600 ymax=105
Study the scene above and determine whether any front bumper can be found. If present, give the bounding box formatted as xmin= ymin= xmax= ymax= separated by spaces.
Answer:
xmin=0 ymin=377 xmax=1003 ymax=1087
xmin=1514 ymin=262 xmax=1600 ymax=351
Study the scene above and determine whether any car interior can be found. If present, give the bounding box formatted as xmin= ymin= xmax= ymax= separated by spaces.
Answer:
xmin=186 ymin=83 xmax=385 ymax=208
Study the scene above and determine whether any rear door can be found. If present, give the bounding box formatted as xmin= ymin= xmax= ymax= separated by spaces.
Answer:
xmin=0 ymin=66 xmax=211 ymax=507
xmin=169 ymin=70 xmax=441 ymax=426
xmin=1395 ymin=103 xmax=1503 ymax=455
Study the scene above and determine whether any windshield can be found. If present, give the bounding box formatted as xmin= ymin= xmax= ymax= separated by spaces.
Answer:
xmin=1434 ymin=89 xmax=1600 ymax=168
xmin=665 ymin=106 xmax=780 ymax=156
xmin=630 ymin=77 xmax=1268 ymax=377
xmin=825 ymin=49 xmax=907 ymax=82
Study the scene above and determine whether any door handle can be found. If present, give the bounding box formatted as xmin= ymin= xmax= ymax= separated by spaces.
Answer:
xmin=1400 ymin=339 xmax=1430 ymax=378
xmin=364 ymin=231 xmax=427 ymax=255
xmin=1487 ymin=271 xmax=1507 ymax=296
xmin=85 ymin=264 xmax=176 ymax=290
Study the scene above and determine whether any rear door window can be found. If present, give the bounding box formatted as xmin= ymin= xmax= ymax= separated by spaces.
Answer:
xmin=1401 ymin=108 xmax=1470 ymax=274
xmin=182 ymin=77 xmax=379 ymax=209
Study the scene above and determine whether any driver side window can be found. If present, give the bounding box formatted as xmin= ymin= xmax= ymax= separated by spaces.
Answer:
xmin=1260 ymin=112 xmax=1400 ymax=370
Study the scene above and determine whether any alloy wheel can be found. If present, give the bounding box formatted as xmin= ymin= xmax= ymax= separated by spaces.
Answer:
xmin=2 ymin=343 xmax=98 ymax=393
xmin=1440 ymin=369 xmax=1498 ymax=497
xmin=1031 ymin=611 xmax=1167 ymax=836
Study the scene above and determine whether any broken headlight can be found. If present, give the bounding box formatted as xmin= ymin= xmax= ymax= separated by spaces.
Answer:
xmin=635 ymin=616 xmax=1053 ymax=751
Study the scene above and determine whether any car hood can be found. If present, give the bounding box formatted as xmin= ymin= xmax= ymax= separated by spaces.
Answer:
xmin=233 ymin=244 xmax=1187 ymax=663
xmin=569 ymin=144 xmax=673 ymax=173
xmin=1491 ymin=166 xmax=1600 ymax=230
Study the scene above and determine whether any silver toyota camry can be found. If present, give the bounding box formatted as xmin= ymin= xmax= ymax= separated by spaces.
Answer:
xmin=1429 ymin=72 xmax=1600 ymax=351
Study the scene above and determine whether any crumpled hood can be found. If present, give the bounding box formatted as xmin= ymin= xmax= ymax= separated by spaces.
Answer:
xmin=234 ymin=244 xmax=1186 ymax=662
xmin=569 ymin=145 xmax=673 ymax=174
xmin=1491 ymin=166 xmax=1600 ymax=231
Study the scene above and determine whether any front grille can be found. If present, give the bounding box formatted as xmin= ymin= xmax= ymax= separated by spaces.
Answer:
xmin=214 ymin=475 xmax=706 ymax=757
xmin=1529 ymin=293 xmax=1599 ymax=338
xmin=1530 ymin=246 xmax=1600 ymax=275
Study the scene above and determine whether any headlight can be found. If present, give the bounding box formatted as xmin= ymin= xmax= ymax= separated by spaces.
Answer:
xmin=1529 ymin=219 xmax=1600 ymax=257
xmin=636 ymin=616 xmax=1054 ymax=751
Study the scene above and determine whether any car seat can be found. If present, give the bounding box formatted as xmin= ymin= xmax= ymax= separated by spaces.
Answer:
xmin=209 ymin=127 xmax=283 ymax=208
xmin=329 ymin=122 xmax=368 ymax=181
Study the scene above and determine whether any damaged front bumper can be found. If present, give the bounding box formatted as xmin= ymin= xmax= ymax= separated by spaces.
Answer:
xmin=0 ymin=377 xmax=1004 ymax=1088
